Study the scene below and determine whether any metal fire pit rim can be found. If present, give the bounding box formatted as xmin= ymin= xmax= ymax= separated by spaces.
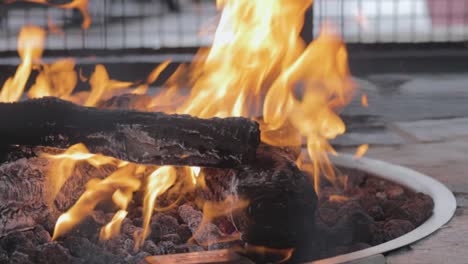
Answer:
xmin=307 ymin=154 xmax=457 ymax=264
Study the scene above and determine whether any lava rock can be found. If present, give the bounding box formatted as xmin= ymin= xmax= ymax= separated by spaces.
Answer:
xmin=63 ymin=236 xmax=123 ymax=264
xmin=0 ymin=231 xmax=34 ymax=255
xmin=386 ymin=186 xmax=405 ymax=200
xmin=384 ymin=219 xmax=415 ymax=240
xmin=142 ymin=240 xmax=161 ymax=256
xmin=157 ymin=241 xmax=176 ymax=255
xmin=176 ymin=224 xmax=192 ymax=242
xmin=161 ymin=234 xmax=181 ymax=244
xmin=33 ymin=242 xmax=73 ymax=264
xmin=367 ymin=205 xmax=384 ymax=220
xmin=0 ymin=247 xmax=9 ymax=263
xmin=9 ymin=251 xmax=33 ymax=264
xmin=390 ymin=193 xmax=434 ymax=225
xmin=178 ymin=205 xmax=203 ymax=233
xmin=150 ymin=215 xmax=179 ymax=242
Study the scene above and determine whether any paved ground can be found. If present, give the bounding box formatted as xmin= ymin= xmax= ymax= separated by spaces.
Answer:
xmin=336 ymin=73 xmax=468 ymax=264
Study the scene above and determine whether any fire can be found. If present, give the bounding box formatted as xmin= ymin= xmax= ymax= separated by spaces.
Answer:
xmin=2 ymin=0 xmax=360 ymax=254
xmin=0 ymin=26 xmax=45 ymax=102
xmin=361 ymin=93 xmax=369 ymax=107
xmin=52 ymin=164 xmax=141 ymax=240
xmin=135 ymin=166 xmax=177 ymax=248
xmin=84 ymin=64 xmax=133 ymax=107
xmin=28 ymin=58 xmax=77 ymax=100
xmin=354 ymin=144 xmax=369 ymax=159
xmin=150 ymin=0 xmax=354 ymax=194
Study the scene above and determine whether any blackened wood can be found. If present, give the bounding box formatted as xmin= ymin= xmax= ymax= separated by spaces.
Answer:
xmin=0 ymin=147 xmax=116 ymax=237
xmin=200 ymin=145 xmax=318 ymax=249
xmin=0 ymin=97 xmax=260 ymax=168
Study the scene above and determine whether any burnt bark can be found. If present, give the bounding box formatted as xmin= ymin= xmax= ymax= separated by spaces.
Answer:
xmin=200 ymin=145 xmax=318 ymax=249
xmin=0 ymin=97 xmax=260 ymax=168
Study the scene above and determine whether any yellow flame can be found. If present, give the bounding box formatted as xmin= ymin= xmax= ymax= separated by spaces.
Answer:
xmin=52 ymin=165 xmax=141 ymax=240
xmin=354 ymin=144 xmax=369 ymax=159
xmin=100 ymin=209 xmax=128 ymax=240
xmin=132 ymin=60 xmax=171 ymax=95
xmin=41 ymin=143 xmax=121 ymax=205
xmin=135 ymin=166 xmax=177 ymax=248
xmin=85 ymin=64 xmax=133 ymax=107
xmin=0 ymin=26 xmax=46 ymax=102
xmin=189 ymin=166 xmax=201 ymax=185
xmin=28 ymin=58 xmax=77 ymax=99
xmin=361 ymin=93 xmax=369 ymax=107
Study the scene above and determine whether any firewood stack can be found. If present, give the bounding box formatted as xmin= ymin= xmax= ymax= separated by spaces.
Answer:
xmin=0 ymin=96 xmax=318 ymax=264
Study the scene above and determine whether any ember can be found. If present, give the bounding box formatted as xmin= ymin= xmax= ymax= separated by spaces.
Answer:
xmin=0 ymin=0 xmax=435 ymax=263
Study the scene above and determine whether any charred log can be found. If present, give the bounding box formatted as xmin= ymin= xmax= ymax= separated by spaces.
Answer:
xmin=0 ymin=97 xmax=260 ymax=168
xmin=200 ymin=145 xmax=318 ymax=249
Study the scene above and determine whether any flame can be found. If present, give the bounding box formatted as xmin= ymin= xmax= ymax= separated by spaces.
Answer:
xmin=4 ymin=0 xmax=360 ymax=251
xmin=100 ymin=209 xmax=128 ymax=240
xmin=42 ymin=143 xmax=118 ymax=204
xmin=189 ymin=166 xmax=201 ymax=185
xmin=151 ymin=0 xmax=354 ymax=194
xmin=84 ymin=64 xmax=133 ymax=107
xmin=354 ymin=144 xmax=369 ymax=159
xmin=28 ymin=58 xmax=77 ymax=99
xmin=132 ymin=60 xmax=171 ymax=95
xmin=328 ymin=194 xmax=349 ymax=203
xmin=361 ymin=93 xmax=369 ymax=107
xmin=52 ymin=165 xmax=141 ymax=240
xmin=135 ymin=166 xmax=177 ymax=248
xmin=8 ymin=0 xmax=91 ymax=29
xmin=0 ymin=26 xmax=45 ymax=102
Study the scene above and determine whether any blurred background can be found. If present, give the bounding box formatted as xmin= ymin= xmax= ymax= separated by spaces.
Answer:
xmin=1 ymin=0 xmax=467 ymax=51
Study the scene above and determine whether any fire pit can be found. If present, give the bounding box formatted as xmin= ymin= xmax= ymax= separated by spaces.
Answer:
xmin=0 ymin=0 xmax=457 ymax=264
xmin=310 ymin=154 xmax=457 ymax=264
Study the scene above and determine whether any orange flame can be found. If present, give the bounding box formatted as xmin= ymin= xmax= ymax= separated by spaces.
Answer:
xmin=150 ymin=0 xmax=355 ymax=195
xmin=28 ymin=58 xmax=77 ymax=99
xmin=0 ymin=26 xmax=46 ymax=102
xmin=135 ymin=166 xmax=177 ymax=248
xmin=354 ymin=144 xmax=369 ymax=159
xmin=361 ymin=93 xmax=369 ymax=107
xmin=52 ymin=165 xmax=141 ymax=240
xmin=328 ymin=194 xmax=349 ymax=203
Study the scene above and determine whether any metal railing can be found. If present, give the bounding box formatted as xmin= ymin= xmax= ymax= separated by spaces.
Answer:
xmin=0 ymin=0 xmax=467 ymax=53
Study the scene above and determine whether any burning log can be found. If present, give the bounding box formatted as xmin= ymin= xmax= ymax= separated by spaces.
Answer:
xmin=0 ymin=144 xmax=317 ymax=251
xmin=199 ymin=145 xmax=317 ymax=249
xmin=0 ymin=97 xmax=260 ymax=168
